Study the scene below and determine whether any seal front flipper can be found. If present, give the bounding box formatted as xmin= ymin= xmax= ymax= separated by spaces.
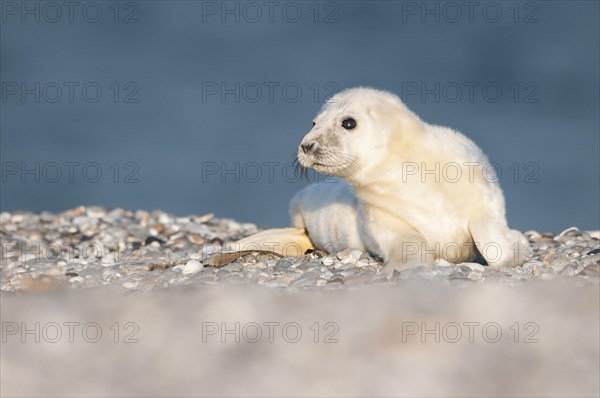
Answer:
xmin=203 ymin=227 xmax=315 ymax=267
xmin=381 ymin=245 xmax=437 ymax=275
xmin=468 ymin=217 xmax=530 ymax=267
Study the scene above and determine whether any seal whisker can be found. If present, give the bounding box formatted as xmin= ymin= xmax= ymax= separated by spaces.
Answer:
xmin=314 ymin=151 xmax=359 ymax=178
xmin=292 ymin=156 xmax=311 ymax=182
xmin=293 ymin=156 xmax=302 ymax=180
xmin=323 ymin=151 xmax=359 ymax=174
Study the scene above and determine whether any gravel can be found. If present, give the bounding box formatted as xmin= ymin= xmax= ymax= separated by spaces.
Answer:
xmin=1 ymin=206 xmax=598 ymax=292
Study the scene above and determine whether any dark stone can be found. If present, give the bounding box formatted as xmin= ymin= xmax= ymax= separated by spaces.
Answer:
xmin=145 ymin=236 xmax=165 ymax=246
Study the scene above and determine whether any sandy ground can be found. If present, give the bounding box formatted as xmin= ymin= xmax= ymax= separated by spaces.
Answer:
xmin=1 ymin=283 xmax=599 ymax=397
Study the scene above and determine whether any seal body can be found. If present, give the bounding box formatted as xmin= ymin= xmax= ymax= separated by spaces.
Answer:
xmin=293 ymin=87 xmax=528 ymax=268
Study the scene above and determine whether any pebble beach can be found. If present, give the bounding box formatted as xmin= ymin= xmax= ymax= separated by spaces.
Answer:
xmin=1 ymin=206 xmax=598 ymax=292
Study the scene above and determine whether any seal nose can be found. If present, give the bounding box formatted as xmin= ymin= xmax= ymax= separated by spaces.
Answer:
xmin=301 ymin=142 xmax=316 ymax=154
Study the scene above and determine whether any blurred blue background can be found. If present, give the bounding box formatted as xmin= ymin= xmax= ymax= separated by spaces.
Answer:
xmin=1 ymin=1 xmax=598 ymax=233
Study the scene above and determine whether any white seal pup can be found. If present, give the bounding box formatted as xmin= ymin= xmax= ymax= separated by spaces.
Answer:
xmin=291 ymin=87 xmax=529 ymax=269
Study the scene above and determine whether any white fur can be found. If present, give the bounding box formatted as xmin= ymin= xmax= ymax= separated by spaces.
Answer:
xmin=292 ymin=87 xmax=528 ymax=268
xmin=290 ymin=179 xmax=365 ymax=253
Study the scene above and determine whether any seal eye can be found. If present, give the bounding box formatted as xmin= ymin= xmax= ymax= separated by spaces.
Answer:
xmin=341 ymin=118 xmax=357 ymax=130
xmin=312 ymin=121 xmax=316 ymax=127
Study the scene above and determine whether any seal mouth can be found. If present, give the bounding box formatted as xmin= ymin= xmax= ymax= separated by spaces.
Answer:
xmin=297 ymin=151 xmax=358 ymax=177
xmin=296 ymin=151 xmax=313 ymax=168
xmin=297 ymin=153 xmax=330 ymax=170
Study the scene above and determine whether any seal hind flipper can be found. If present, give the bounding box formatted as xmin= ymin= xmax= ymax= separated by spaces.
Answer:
xmin=203 ymin=228 xmax=315 ymax=267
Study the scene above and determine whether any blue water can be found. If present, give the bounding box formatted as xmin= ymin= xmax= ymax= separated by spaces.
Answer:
xmin=1 ymin=1 xmax=598 ymax=233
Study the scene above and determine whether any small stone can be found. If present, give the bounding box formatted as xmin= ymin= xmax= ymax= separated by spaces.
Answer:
xmin=557 ymin=227 xmax=590 ymax=243
xmin=343 ymin=250 xmax=362 ymax=264
xmin=261 ymin=273 xmax=296 ymax=287
xmin=138 ymin=279 xmax=159 ymax=291
xmin=222 ymin=263 xmax=242 ymax=272
xmin=322 ymin=255 xmax=336 ymax=266
xmin=433 ymin=265 xmax=456 ymax=277
xmin=449 ymin=266 xmax=481 ymax=282
xmin=587 ymin=247 xmax=600 ymax=256
xmin=187 ymin=234 xmax=206 ymax=244
xmin=436 ymin=259 xmax=454 ymax=267
xmin=579 ymin=264 xmax=600 ymax=277
xmin=550 ymin=264 xmax=567 ymax=273
xmin=355 ymin=260 xmax=370 ymax=268
xmin=145 ymin=236 xmax=165 ymax=246
xmin=244 ymin=261 xmax=268 ymax=270
xmin=321 ymin=270 xmax=334 ymax=279
xmin=45 ymin=268 xmax=64 ymax=276
xmin=102 ymin=270 xmax=121 ymax=281
xmin=219 ymin=273 xmax=246 ymax=284
xmin=101 ymin=257 xmax=117 ymax=266
xmin=194 ymin=213 xmax=214 ymax=223
xmin=69 ymin=276 xmax=85 ymax=284
xmin=72 ymin=216 xmax=92 ymax=225
xmin=543 ymin=252 xmax=570 ymax=267
xmin=87 ymin=207 xmax=107 ymax=218
xmin=524 ymin=230 xmax=541 ymax=239
xmin=275 ymin=258 xmax=295 ymax=271
xmin=561 ymin=264 xmax=580 ymax=276
xmin=122 ymin=282 xmax=138 ymax=289
xmin=336 ymin=248 xmax=353 ymax=262
xmin=292 ymin=272 xmax=322 ymax=288
xmin=460 ymin=262 xmax=485 ymax=272
xmin=182 ymin=259 xmax=203 ymax=275
xmin=339 ymin=261 xmax=357 ymax=271
xmin=149 ymin=223 xmax=166 ymax=235
xmin=40 ymin=211 xmax=55 ymax=223
xmin=344 ymin=274 xmax=374 ymax=285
